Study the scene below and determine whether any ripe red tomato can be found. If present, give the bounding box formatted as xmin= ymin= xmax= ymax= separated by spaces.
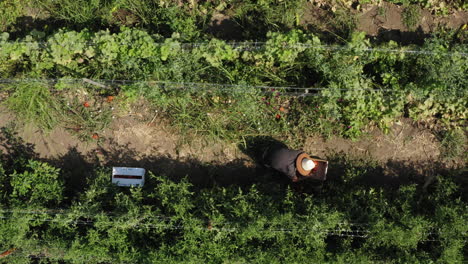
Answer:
xmin=83 ymin=102 xmax=90 ymax=107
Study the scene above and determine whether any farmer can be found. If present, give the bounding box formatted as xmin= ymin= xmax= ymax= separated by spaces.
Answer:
xmin=262 ymin=144 xmax=321 ymax=182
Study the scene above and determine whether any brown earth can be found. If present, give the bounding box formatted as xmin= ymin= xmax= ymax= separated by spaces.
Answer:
xmin=300 ymin=2 xmax=467 ymax=43
xmin=357 ymin=3 xmax=467 ymax=43
xmin=305 ymin=118 xmax=441 ymax=162
xmin=210 ymin=2 xmax=467 ymax=43
xmin=0 ymin=107 xmax=440 ymax=166
xmin=0 ymin=102 xmax=450 ymax=188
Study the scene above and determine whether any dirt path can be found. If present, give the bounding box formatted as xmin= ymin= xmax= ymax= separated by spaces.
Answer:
xmin=209 ymin=2 xmax=467 ymax=45
xmin=0 ymin=103 xmax=445 ymax=188
xmin=300 ymin=2 xmax=467 ymax=44
xmin=0 ymin=107 xmax=440 ymax=164
xmin=305 ymin=118 xmax=440 ymax=162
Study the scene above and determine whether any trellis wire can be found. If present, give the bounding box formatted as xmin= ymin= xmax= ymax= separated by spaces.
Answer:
xmin=1 ymin=41 xmax=467 ymax=57
xmin=0 ymin=78 xmax=406 ymax=98
xmin=11 ymin=248 xmax=468 ymax=264
xmin=1 ymin=211 xmax=464 ymax=262
xmin=2 ymin=78 xmax=465 ymax=99
xmin=0 ymin=215 xmax=439 ymax=240
xmin=0 ymin=209 xmax=372 ymax=229
xmin=4 ymin=246 xmax=129 ymax=263
xmin=1 ymin=210 xmax=464 ymax=241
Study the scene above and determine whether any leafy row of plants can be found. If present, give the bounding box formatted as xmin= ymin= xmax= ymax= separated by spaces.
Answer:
xmin=0 ymin=28 xmax=466 ymax=142
xmin=0 ymin=129 xmax=466 ymax=263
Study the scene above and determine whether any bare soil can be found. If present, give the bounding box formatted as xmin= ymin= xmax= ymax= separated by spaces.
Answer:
xmin=304 ymin=118 xmax=440 ymax=162
xmin=0 ymin=103 xmax=454 ymax=188
xmin=210 ymin=2 xmax=467 ymax=44
xmin=300 ymin=2 xmax=468 ymax=43
xmin=0 ymin=107 xmax=440 ymax=165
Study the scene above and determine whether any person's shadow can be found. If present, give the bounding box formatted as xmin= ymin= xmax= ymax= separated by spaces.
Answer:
xmin=238 ymin=136 xmax=287 ymax=167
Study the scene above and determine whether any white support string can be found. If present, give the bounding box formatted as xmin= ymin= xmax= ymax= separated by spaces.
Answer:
xmin=1 ymin=212 xmax=464 ymax=242
xmin=2 ymin=78 xmax=465 ymax=99
xmin=0 ymin=78 xmax=412 ymax=99
xmin=2 ymin=210 xmax=464 ymax=262
xmin=1 ymin=41 xmax=467 ymax=57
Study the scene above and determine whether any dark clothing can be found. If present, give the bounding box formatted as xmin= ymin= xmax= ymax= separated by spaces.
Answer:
xmin=262 ymin=145 xmax=302 ymax=180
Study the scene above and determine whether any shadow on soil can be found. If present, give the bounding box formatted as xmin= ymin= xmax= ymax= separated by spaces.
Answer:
xmin=8 ymin=16 xmax=111 ymax=40
xmin=373 ymin=26 xmax=430 ymax=45
xmin=8 ymin=14 xmax=442 ymax=48
xmin=2 ymin=129 xmax=463 ymax=202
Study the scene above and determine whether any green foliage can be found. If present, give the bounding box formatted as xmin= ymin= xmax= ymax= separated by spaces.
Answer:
xmin=439 ymin=129 xmax=466 ymax=160
xmin=0 ymin=0 xmax=24 ymax=31
xmin=402 ymin=5 xmax=421 ymax=30
xmin=0 ymin=3 xmax=466 ymax=262
xmin=153 ymin=173 xmax=194 ymax=217
xmin=0 ymin=163 xmax=6 ymax=204
xmin=61 ymin=93 xmax=113 ymax=141
xmin=231 ymin=0 xmax=305 ymax=39
xmin=4 ymin=82 xmax=62 ymax=130
xmin=34 ymin=0 xmax=110 ymax=24
xmin=0 ymin=155 xmax=465 ymax=262
xmin=31 ymin=0 xmax=205 ymax=41
xmin=0 ymin=28 xmax=467 ymax=142
xmin=9 ymin=160 xmax=64 ymax=206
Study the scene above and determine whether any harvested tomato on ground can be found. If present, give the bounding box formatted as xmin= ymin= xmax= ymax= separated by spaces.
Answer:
xmin=106 ymin=96 xmax=114 ymax=103
xmin=83 ymin=102 xmax=90 ymax=107
xmin=0 ymin=248 xmax=16 ymax=258
xmin=91 ymin=133 xmax=99 ymax=140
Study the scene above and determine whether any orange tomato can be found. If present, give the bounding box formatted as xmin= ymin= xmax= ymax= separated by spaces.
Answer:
xmin=106 ymin=96 xmax=114 ymax=102
xmin=275 ymin=114 xmax=281 ymax=119
xmin=279 ymin=106 xmax=285 ymax=112
xmin=83 ymin=102 xmax=90 ymax=107
xmin=91 ymin=133 xmax=99 ymax=140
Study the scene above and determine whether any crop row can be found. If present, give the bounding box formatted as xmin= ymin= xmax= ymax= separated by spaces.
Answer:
xmin=0 ymin=135 xmax=465 ymax=262
xmin=0 ymin=29 xmax=466 ymax=140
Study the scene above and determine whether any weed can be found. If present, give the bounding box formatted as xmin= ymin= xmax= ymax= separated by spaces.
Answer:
xmin=61 ymin=93 xmax=113 ymax=141
xmin=34 ymin=0 xmax=110 ymax=24
xmin=0 ymin=0 xmax=24 ymax=31
xmin=439 ymin=129 xmax=466 ymax=160
xmin=331 ymin=8 xmax=357 ymax=40
xmin=4 ymin=80 xmax=114 ymax=139
xmin=4 ymin=82 xmax=62 ymax=131
xmin=402 ymin=5 xmax=421 ymax=31
xmin=233 ymin=0 xmax=305 ymax=39
xmin=377 ymin=6 xmax=387 ymax=18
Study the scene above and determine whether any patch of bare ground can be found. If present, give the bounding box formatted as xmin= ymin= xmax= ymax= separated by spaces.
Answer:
xmin=209 ymin=12 xmax=243 ymax=40
xmin=301 ymin=1 xmax=468 ymax=43
xmin=0 ymin=103 xmax=462 ymax=188
xmin=304 ymin=118 xmax=440 ymax=162
xmin=300 ymin=3 xmax=335 ymax=33
xmin=0 ymin=105 xmax=443 ymax=163
xmin=100 ymin=114 xmax=243 ymax=165
xmin=303 ymin=118 xmax=457 ymax=187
